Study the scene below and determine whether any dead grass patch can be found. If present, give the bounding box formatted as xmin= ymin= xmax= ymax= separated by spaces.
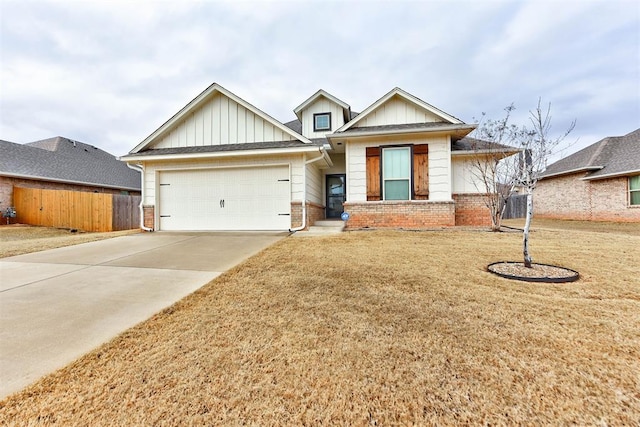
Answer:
xmin=0 ymin=224 xmax=139 ymax=258
xmin=1 ymin=227 xmax=638 ymax=425
xmin=503 ymin=217 xmax=640 ymax=236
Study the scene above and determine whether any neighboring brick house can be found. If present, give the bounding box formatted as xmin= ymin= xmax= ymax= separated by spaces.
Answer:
xmin=0 ymin=136 xmax=141 ymax=213
xmin=536 ymin=128 xmax=640 ymax=222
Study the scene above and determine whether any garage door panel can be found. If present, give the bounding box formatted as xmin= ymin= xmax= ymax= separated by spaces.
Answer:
xmin=158 ymin=166 xmax=290 ymax=231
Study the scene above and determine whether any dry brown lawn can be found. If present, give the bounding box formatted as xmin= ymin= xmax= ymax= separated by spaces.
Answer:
xmin=0 ymin=225 xmax=139 ymax=258
xmin=1 ymin=223 xmax=639 ymax=425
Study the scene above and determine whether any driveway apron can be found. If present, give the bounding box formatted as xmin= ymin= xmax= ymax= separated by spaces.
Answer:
xmin=0 ymin=231 xmax=287 ymax=399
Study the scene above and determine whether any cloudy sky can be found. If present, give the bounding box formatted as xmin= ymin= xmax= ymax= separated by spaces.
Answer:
xmin=1 ymin=0 xmax=638 ymax=159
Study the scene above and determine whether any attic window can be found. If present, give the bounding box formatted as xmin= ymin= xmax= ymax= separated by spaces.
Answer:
xmin=313 ymin=113 xmax=331 ymax=131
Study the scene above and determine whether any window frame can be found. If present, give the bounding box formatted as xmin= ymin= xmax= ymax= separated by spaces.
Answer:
xmin=313 ymin=112 xmax=332 ymax=132
xmin=381 ymin=146 xmax=413 ymax=201
xmin=629 ymin=175 xmax=640 ymax=206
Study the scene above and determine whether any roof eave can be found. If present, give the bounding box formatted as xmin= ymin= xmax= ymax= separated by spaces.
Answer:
xmin=121 ymin=145 xmax=326 ymax=162
xmin=0 ymin=171 xmax=140 ymax=192
xmin=326 ymin=124 xmax=476 ymax=141
xmin=451 ymin=148 xmax=521 ymax=157
xmin=581 ymin=168 xmax=640 ymax=181
xmin=539 ymin=167 xmax=602 ymax=180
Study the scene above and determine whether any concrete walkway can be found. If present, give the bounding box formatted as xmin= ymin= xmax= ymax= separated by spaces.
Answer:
xmin=0 ymin=231 xmax=287 ymax=399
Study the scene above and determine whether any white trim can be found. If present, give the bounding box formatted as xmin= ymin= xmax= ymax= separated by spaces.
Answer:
xmin=581 ymin=168 xmax=640 ymax=181
xmin=336 ymin=87 xmax=463 ymax=132
xmin=122 ymin=146 xmax=326 ymax=162
xmin=0 ymin=172 xmax=140 ymax=192
xmin=540 ymin=167 xmax=602 ymax=180
xmin=328 ymin=124 xmax=476 ymax=140
xmin=294 ymin=89 xmax=350 ymax=120
xmin=130 ymin=83 xmax=311 ymax=153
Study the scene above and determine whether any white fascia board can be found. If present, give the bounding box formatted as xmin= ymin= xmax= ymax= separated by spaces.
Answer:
xmin=293 ymin=89 xmax=351 ymax=121
xmin=130 ymin=83 xmax=311 ymax=154
xmin=121 ymin=146 xmax=325 ymax=162
xmin=540 ymin=167 xmax=602 ymax=180
xmin=327 ymin=124 xmax=476 ymax=141
xmin=581 ymin=168 xmax=640 ymax=181
xmin=0 ymin=172 xmax=140 ymax=192
xmin=336 ymin=87 xmax=463 ymax=133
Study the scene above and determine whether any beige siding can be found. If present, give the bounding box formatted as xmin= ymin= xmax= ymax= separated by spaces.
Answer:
xmin=152 ymin=93 xmax=295 ymax=149
xmin=345 ymin=135 xmax=452 ymax=202
xmin=140 ymin=155 xmax=305 ymax=207
xmin=306 ymin=162 xmax=323 ymax=205
xmin=354 ymin=95 xmax=442 ymax=128
xmin=452 ymin=157 xmax=487 ymax=194
xmin=301 ymin=97 xmax=346 ymax=138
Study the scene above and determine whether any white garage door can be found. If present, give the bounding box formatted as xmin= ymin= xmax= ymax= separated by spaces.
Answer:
xmin=158 ymin=166 xmax=291 ymax=231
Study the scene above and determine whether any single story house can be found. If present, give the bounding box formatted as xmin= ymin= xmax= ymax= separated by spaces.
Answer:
xmin=0 ymin=136 xmax=141 ymax=211
xmin=121 ymin=83 xmax=510 ymax=231
xmin=536 ymin=128 xmax=640 ymax=222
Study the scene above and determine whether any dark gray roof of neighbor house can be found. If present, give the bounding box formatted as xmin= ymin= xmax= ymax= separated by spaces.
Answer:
xmin=0 ymin=136 xmax=140 ymax=190
xmin=541 ymin=128 xmax=640 ymax=180
xmin=123 ymin=139 xmax=326 ymax=158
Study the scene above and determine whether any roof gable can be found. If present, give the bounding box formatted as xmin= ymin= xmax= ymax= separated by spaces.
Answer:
xmin=542 ymin=128 xmax=640 ymax=180
xmin=131 ymin=83 xmax=310 ymax=154
xmin=293 ymin=89 xmax=351 ymax=122
xmin=336 ymin=87 xmax=463 ymax=132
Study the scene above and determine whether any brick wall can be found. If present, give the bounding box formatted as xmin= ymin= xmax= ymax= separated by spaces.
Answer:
xmin=291 ymin=201 xmax=325 ymax=230
xmin=452 ymin=193 xmax=492 ymax=226
xmin=342 ymin=200 xmax=456 ymax=229
xmin=0 ymin=176 xmax=140 ymax=210
xmin=536 ymin=173 xmax=640 ymax=222
xmin=143 ymin=205 xmax=155 ymax=230
xmin=533 ymin=173 xmax=640 ymax=222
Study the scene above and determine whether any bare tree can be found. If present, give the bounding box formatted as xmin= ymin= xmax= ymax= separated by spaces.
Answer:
xmin=469 ymin=105 xmax=523 ymax=231
xmin=519 ymin=99 xmax=575 ymax=267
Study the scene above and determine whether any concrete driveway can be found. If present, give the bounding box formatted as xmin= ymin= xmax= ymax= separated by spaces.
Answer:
xmin=0 ymin=231 xmax=287 ymax=399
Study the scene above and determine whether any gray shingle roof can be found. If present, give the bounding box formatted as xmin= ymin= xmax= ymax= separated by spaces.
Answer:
xmin=452 ymin=136 xmax=518 ymax=152
xmin=122 ymin=139 xmax=325 ymax=158
xmin=0 ymin=136 xmax=140 ymax=190
xmin=541 ymin=128 xmax=640 ymax=180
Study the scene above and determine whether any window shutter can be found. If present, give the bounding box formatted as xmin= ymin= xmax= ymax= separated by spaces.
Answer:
xmin=413 ymin=144 xmax=429 ymax=200
xmin=366 ymin=147 xmax=381 ymax=201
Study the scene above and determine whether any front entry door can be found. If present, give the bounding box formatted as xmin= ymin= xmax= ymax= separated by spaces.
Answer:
xmin=326 ymin=174 xmax=346 ymax=219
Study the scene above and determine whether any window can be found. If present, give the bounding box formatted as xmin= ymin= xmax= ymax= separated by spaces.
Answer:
xmin=382 ymin=147 xmax=411 ymax=200
xmin=313 ymin=113 xmax=331 ymax=131
xmin=630 ymin=175 xmax=640 ymax=206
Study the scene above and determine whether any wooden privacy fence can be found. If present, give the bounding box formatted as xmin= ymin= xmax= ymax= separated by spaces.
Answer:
xmin=503 ymin=194 xmax=527 ymax=219
xmin=13 ymin=187 xmax=141 ymax=232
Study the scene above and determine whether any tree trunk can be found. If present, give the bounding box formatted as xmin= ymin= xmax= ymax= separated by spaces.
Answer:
xmin=523 ymin=187 xmax=534 ymax=268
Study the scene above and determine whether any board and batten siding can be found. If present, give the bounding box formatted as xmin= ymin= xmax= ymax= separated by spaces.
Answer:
xmin=152 ymin=93 xmax=296 ymax=149
xmin=305 ymin=162 xmax=323 ymax=205
xmin=300 ymin=97 xmax=347 ymax=139
xmin=452 ymin=157 xmax=488 ymax=194
xmin=140 ymin=155 xmax=305 ymax=206
xmin=353 ymin=96 xmax=442 ymax=128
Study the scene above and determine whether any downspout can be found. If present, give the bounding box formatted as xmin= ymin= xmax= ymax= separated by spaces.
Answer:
xmin=289 ymin=148 xmax=329 ymax=232
xmin=126 ymin=163 xmax=153 ymax=232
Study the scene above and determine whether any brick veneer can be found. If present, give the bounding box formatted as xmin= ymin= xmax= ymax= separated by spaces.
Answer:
xmin=342 ymin=200 xmax=456 ymax=229
xmin=536 ymin=173 xmax=640 ymax=222
xmin=291 ymin=201 xmax=325 ymax=230
xmin=452 ymin=193 xmax=492 ymax=226
xmin=143 ymin=205 xmax=155 ymax=230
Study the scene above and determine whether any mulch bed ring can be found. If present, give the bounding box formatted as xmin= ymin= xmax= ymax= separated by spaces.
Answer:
xmin=487 ymin=261 xmax=580 ymax=283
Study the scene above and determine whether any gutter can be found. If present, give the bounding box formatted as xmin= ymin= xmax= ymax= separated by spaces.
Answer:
xmin=126 ymin=163 xmax=153 ymax=232
xmin=289 ymin=148 xmax=329 ymax=232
